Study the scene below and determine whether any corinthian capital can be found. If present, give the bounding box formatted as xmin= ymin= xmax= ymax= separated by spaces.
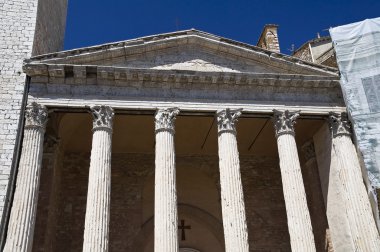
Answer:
xmin=273 ymin=110 xmax=300 ymax=138
xmin=155 ymin=108 xmax=179 ymax=133
xmin=216 ymin=108 xmax=242 ymax=134
xmin=90 ymin=105 xmax=114 ymax=131
xmin=25 ymin=102 xmax=48 ymax=130
xmin=328 ymin=112 xmax=351 ymax=137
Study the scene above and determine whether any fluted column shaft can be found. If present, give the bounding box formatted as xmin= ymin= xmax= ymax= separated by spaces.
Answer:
xmin=83 ymin=105 xmax=114 ymax=252
xmin=329 ymin=112 xmax=380 ymax=251
xmin=154 ymin=108 xmax=179 ymax=252
xmin=273 ymin=110 xmax=316 ymax=252
xmin=217 ymin=109 xmax=249 ymax=252
xmin=4 ymin=103 xmax=48 ymax=252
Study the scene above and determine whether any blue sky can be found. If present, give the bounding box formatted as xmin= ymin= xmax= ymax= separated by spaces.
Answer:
xmin=64 ymin=0 xmax=380 ymax=54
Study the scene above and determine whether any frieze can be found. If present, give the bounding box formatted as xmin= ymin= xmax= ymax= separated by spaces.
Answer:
xmin=26 ymin=64 xmax=345 ymax=111
xmin=25 ymin=63 xmax=340 ymax=90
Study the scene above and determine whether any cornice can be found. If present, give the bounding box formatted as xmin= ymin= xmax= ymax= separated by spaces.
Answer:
xmin=25 ymin=31 xmax=339 ymax=76
xmin=24 ymin=63 xmax=340 ymax=89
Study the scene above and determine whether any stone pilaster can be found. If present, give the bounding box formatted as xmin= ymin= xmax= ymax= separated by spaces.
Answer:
xmin=4 ymin=102 xmax=48 ymax=252
xmin=83 ymin=105 xmax=114 ymax=252
xmin=301 ymin=140 xmax=334 ymax=252
xmin=272 ymin=110 xmax=316 ymax=252
xmin=329 ymin=112 xmax=380 ymax=251
xmin=216 ymin=108 xmax=249 ymax=252
xmin=154 ymin=108 xmax=179 ymax=252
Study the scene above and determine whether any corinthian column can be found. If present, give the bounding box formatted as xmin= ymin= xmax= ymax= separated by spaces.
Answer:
xmin=154 ymin=108 xmax=179 ymax=252
xmin=272 ymin=110 xmax=316 ymax=252
xmin=329 ymin=112 xmax=380 ymax=251
xmin=83 ymin=105 xmax=114 ymax=252
xmin=4 ymin=102 xmax=48 ymax=252
xmin=216 ymin=108 xmax=249 ymax=252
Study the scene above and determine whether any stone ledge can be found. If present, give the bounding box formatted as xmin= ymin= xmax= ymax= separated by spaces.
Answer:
xmin=26 ymin=30 xmax=339 ymax=76
xmin=24 ymin=63 xmax=340 ymax=89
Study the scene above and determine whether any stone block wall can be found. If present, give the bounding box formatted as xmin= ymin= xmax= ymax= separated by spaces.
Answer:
xmin=0 ymin=0 xmax=40 ymax=221
xmin=0 ymin=0 xmax=67 ymax=223
xmin=33 ymin=0 xmax=67 ymax=55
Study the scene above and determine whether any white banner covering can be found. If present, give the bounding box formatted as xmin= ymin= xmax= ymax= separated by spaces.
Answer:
xmin=330 ymin=17 xmax=380 ymax=191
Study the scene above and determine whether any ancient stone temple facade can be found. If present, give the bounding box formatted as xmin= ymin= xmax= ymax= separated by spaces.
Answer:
xmin=0 ymin=28 xmax=378 ymax=251
xmin=1 ymin=2 xmax=380 ymax=250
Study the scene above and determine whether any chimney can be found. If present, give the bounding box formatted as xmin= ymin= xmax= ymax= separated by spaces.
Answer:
xmin=257 ymin=24 xmax=280 ymax=53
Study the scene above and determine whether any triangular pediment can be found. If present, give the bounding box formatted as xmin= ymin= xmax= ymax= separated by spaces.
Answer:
xmin=102 ymin=45 xmax=285 ymax=74
xmin=27 ymin=29 xmax=338 ymax=76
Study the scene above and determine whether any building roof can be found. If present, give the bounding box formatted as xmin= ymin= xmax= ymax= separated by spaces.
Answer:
xmin=26 ymin=29 xmax=338 ymax=77
xmin=293 ymin=36 xmax=332 ymax=56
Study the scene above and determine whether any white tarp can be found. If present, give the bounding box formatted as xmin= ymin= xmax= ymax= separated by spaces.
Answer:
xmin=330 ymin=17 xmax=380 ymax=191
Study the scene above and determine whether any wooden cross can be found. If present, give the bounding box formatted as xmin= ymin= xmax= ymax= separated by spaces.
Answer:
xmin=178 ymin=219 xmax=191 ymax=241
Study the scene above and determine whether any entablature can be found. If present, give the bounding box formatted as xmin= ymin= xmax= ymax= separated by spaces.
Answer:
xmin=26 ymin=63 xmax=345 ymax=116
xmin=25 ymin=63 xmax=339 ymax=89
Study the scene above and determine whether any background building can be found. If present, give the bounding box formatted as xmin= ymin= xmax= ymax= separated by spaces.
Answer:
xmin=292 ymin=36 xmax=337 ymax=68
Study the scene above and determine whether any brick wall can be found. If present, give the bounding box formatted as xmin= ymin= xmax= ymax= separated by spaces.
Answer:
xmin=0 ymin=0 xmax=67 ymax=222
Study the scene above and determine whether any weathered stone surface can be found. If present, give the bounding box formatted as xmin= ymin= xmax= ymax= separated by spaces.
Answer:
xmin=30 ymin=29 xmax=339 ymax=76
xmin=155 ymin=108 xmax=180 ymax=133
xmin=3 ymin=103 xmax=48 ymax=252
xmin=154 ymin=108 xmax=180 ymax=252
xmin=273 ymin=110 xmax=316 ymax=252
xmin=83 ymin=106 xmax=114 ymax=251
xmin=257 ymin=24 xmax=280 ymax=53
xmin=32 ymin=0 xmax=67 ymax=55
xmin=328 ymin=112 xmax=351 ymax=137
xmin=328 ymin=112 xmax=380 ymax=251
xmin=313 ymin=123 xmax=355 ymax=252
xmin=217 ymin=109 xmax=249 ymax=252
